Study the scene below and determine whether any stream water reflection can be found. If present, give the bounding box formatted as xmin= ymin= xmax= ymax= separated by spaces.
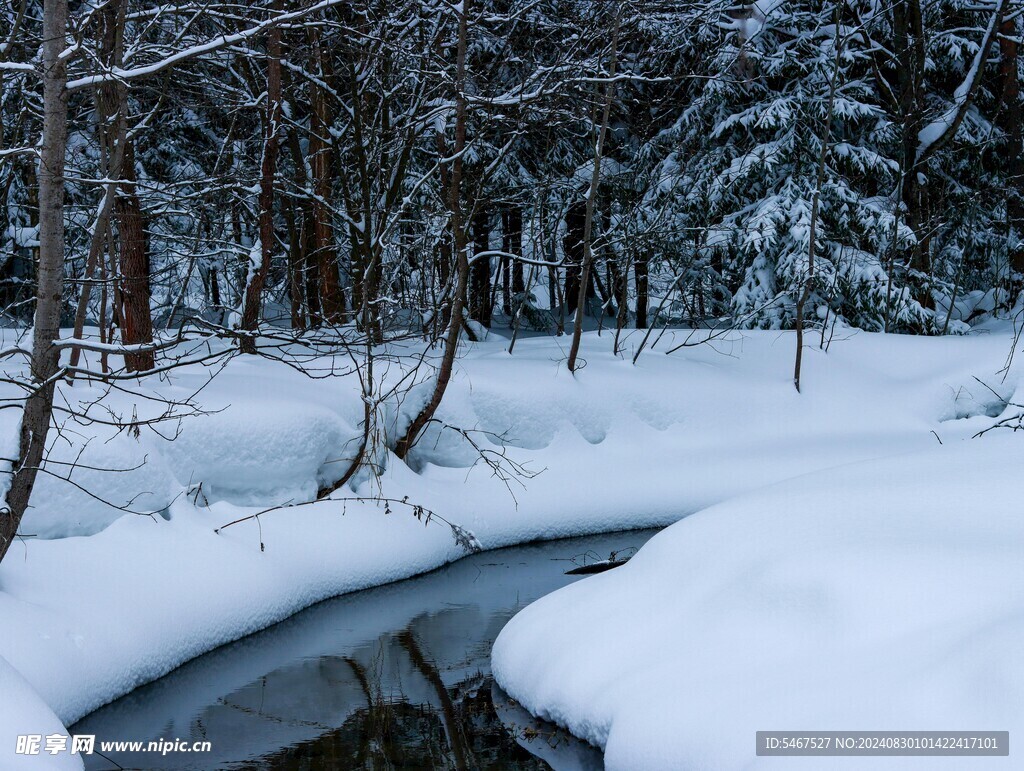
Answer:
xmin=72 ymin=528 xmax=659 ymax=770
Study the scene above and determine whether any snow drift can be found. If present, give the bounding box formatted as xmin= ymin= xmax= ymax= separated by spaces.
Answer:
xmin=492 ymin=434 xmax=1024 ymax=770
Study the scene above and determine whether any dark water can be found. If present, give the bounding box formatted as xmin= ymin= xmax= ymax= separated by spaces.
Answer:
xmin=71 ymin=529 xmax=659 ymax=770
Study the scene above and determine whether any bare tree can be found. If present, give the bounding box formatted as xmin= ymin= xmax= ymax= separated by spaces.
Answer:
xmin=1 ymin=0 xmax=69 ymax=563
xmin=794 ymin=5 xmax=841 ymax=393
xmin=240 ymin=1 xmax=284 ymax=354
xmin=394 ymin=0 xmax=471 ymax=459
xmin=567 ymin=6 xmax=620 ymax=373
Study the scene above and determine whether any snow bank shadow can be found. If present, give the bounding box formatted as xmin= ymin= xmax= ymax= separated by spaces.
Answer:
xmin=470 ymin=392 xmax=609 ymax=448
xmin=160 ymin=402 xmax=360 ymax=507
xmin=938 ymin=379 xmax=1015 ymax=422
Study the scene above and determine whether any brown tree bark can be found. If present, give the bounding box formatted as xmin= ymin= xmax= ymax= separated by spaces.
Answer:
xmin=394 ymin=0 xmax=471 ymax=459
xmin=309 ymin=30 xmax=345 ymax=324
xmin=567 ymin=9 xmax=619 ymax=372
xmin=1 ymin=0 xmax=68 ymax=564
xmin=116 ymin=141 xmax=155 ymax=371
xmin=93 ymin=0 xmax=153 ymax=371
xmin=239 ymin=3 xmax=283 ymax=354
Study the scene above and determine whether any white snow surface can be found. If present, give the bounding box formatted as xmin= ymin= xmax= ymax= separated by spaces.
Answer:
xmin=492 ymin=433 xmax=1024 ymax=769
xmin=1 ymin=327 xmax=1023 ymax=767
xmin=0 ymin=655 xmax=82 ymax=769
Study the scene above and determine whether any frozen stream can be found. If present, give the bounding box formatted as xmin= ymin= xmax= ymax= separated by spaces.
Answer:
xmin=71 ymin=529 xmax=659 ymax=770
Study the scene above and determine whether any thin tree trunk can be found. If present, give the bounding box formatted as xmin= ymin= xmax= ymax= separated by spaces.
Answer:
xmin=284 ymin=201 xmax=306 ymax=329
xmin=567 ymin=10 xmax=620 ymax=373
xmin=634 ymin=250 xmax=648 ymax=329
xmin=469 ymin=206 xmax=491 ymax=326
xmin=794 ymin=6 xmax=840 ymax=392
xmin=239 ymin=4 xmax=282 ymax=354
xmin=304 ymin=222 xmax=322 ymax=326
xmin=507 ymin=207 xmax=524 ymax=288
xmin=893 ymin=0 xmax=928 ymax=276
xmin=68 ymin=67 xmax=127 ymax=381
xmin=562 ymin=200 xmax=585 ymax=315
xmin=116 ymin=141 xmax=155 ymax=370
xmin=285 ymin=126 xmax=314 ymax=328
xmin=394 ymin=0 xmax=470 ymax=460
xmin=1 ymin=0 xmax=68 ymax=564
xmin=999 ymin=13 xmax=1024 ymax=277
xmin=92 ymin=0 xmax=153 ymax=372
xmin=309 ymin=30 xmax=345 ymax=324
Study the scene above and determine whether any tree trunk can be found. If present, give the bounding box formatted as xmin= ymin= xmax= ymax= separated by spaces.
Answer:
xmin=304 ymin=223 xmax=322 ymax=327
xmin=795 ymin=4 xmax=840 ymax=392
xmin=394 ymin=0 xmax=471 ymax=459
xmin=999 ymin=14 xmax=1024 ymax=276
xmin=116 ymin=141 xmax=155 ymax=371
xmin=562 ymin=200 xmax=585 ymax=314
xmin=239 ymin=5 xmax=282 ymax=354
xmin=892 ymin=0 xmax=929 ymax=276
xmin=634 ymin=251 xmax=649 ymax=329
xmin=309 ymin=30 xmax=345 ymax=325
xmin=567 ymin=9 xmax=620 ymax=372
xmin=284 ymin=201 xmax=306 ymax=329
xmin=1 ymin=0 xmax=68 ymax=564
xmin=285 ymin=127 xmax=309 ymax=329
xmin=68 ymin=46 xmax=126 ymax=381
xmin=507 ymin=207 xmax=524 ymax=289
xmin=469 ymin=206 xmax=492 ymax=326
xmin=93 ymin=0 xmax=153 ymax=372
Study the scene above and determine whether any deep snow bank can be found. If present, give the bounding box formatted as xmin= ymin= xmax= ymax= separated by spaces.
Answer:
xmin=1 ymin=328 xmax=1021 ymax=755
xmin=492 ymin=433 xmax=1024 ymax=770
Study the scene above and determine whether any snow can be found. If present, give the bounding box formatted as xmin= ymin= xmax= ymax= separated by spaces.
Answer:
xmin=492 ymin=426 xmax=1024 ymax=769
xmin=0 ymin=655 xmax=82 ymax=770
xmin=1 ymin=327 xmax=1023 ymax=767
xmin=24 ymin=432 xmax=177 ymax=539
xmin=159 ymin=398 xmax=358 ymax=506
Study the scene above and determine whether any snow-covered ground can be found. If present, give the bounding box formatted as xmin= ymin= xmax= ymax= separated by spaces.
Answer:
xmin=1 ymin=325 xmax=1022 ymax=768
xmin=492 ymin=432 xmax=1024 ymax=770
xmin=0 ymin=655 xmax=80 ymax=770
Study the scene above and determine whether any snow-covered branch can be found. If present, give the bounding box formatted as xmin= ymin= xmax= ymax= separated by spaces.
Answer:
xmin=916 ymin=0 xmax=1010 ymax=162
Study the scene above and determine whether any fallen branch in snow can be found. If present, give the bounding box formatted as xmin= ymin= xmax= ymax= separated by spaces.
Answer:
xmin=213 ymin=495 xmax=483 ymax=554
xmin=559 ymin=545 xmax=639 ymax=575
xmin=974 ymin=412 xmax=1024 ymax=437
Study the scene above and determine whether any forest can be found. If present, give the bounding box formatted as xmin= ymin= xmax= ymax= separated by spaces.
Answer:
xmin=5 ymin=0 xmax=1023 ymax=340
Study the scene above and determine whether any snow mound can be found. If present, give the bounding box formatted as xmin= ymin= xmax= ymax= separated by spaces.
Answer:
xmin=160 ymin=401 xmax=359 ymax=506
xmin=22 ymin=434 xmax=176 ymax=539
xmin=492 ymin=435 xmax=1024 ymax=770
xmin=0 ymin=655 xmax=81 ymax=770
xmin=938 ymin=378 xmax=1014 ymax=422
